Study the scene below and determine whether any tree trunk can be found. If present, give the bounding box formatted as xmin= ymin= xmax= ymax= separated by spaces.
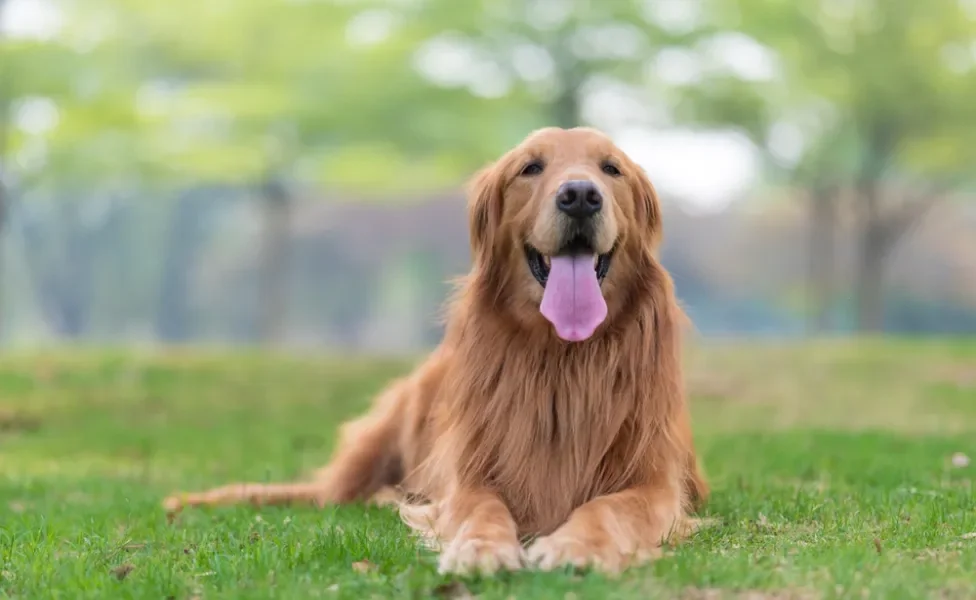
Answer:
xmin=0 ymin=181 xmax=6 ymax=344
xmin=256 ymin=177 xmax=291 ymax=345
xmin=850 ymin=119 xmax=900 ymax=334
xmin=0 ymin=19 xmax=8 ymax=344
xmin=852 ymin=179 xmax=946 ymax=334
xmin=854 ymin=219 xmax=887 ymax=333
xmin=155 ymin=190 xmax=210 ymax=342
xmin=552 ymin=87 xmax=580 ymax=129
xmin=806 ymin=186 xmax=837 ymax=334
xmin=550 ymin=43 xmax=582 ymax=128
xmin=50 ymin=203 xmax=98 ymax=339
xmin=853 ymin=181 xmax=886 ymax=333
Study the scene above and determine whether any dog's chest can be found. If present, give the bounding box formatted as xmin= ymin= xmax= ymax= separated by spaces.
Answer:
xmin=486 ymin=386 xmax=637 ymax=535
xmin=459 ymin=340 xmax=649 ymax=535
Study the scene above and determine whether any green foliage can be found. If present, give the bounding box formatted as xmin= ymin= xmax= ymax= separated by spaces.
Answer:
xmin=0 ymin=0 xmax=725 ymax=196
xmin=681 ymin=0 xmax=976 ymax=186
xmin=2 ymin=0 xmax=525 ymax=193
xmin=6 ymin=0 xmax=973 ymax=196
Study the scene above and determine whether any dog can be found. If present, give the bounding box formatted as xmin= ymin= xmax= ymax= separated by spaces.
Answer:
xmin=164 ymin=127 xmax=709 ymax=576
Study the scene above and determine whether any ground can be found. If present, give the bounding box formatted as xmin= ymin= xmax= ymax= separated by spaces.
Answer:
xmin=1 ymin=339 xmax=974 ymax=599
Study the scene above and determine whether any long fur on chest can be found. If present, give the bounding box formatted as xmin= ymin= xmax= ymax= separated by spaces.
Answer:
xmin=426 ymin=301 xmax=678 ymax=535
xmin=398 ymin=258 xmax=686 ymax=542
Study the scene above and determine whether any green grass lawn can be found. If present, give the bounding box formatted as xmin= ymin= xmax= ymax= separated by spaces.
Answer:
xmin=1 ymin=340 xmax=975 ymax=599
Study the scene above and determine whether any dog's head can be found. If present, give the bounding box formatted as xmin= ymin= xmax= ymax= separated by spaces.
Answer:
xmin=467 ymin=127 xmax=663 ymax=342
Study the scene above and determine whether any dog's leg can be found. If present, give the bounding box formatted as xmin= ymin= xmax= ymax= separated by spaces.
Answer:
xmin=164 ymin=383 xmax=406 ymax=515
xmin=683 ymin=451 xmax=709 ymax=510
xmin=162 ymin=481 xmax=332 ymax=513
xmin=675 ymin=405 xmax=710 ymax=509
xmin=525 ymin=476 xmax=693 ymax=575
xmin=406 ymin=487 xmax=523 ymax=576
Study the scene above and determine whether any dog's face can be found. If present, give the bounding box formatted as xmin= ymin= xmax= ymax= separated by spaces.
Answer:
xmin=468 ymin=127 xmax=663 ymax=342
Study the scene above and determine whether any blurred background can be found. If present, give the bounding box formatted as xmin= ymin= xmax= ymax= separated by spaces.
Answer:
xmin=1 ymin=0 xmax=974 ymax=352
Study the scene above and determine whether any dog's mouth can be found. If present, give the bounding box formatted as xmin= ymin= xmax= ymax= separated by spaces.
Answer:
xmin=525 ymin=237 xmax=614 ymax=288
xmin=525 ymin=236 xmax=615 ymax=342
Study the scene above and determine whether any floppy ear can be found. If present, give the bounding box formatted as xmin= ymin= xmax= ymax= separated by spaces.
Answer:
xmin=633 ymin=165 xmax=663 ymax=244
xmin=466 ymin=161 xmax=506 ymax=265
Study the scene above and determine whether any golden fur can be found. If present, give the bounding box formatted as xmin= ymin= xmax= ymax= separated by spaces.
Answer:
xmin=164 ymin=127 xmax=709 ymax=575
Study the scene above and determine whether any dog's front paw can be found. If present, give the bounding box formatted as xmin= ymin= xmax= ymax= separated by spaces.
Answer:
xmin=162 ymin=494 xmax=185 ymax=514
xmin=437 ymin=534 xmax=523 ymax=576
xmin=526 ymin=530 xmax=658 ymax=575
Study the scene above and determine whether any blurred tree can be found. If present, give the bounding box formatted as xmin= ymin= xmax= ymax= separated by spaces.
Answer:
xmin=3 ymin=0 xmax=728 ymax=344
xmin=17 ymin=194 xmax=124 ymax=338
xmin=404 ymin=0 xmax=705 ymax=129
xmin=110 ymin=0 xmax=535 ymax=344
xmin=674 ymin=0 xmax=976 ymax=332
xmin=0 ymin=0 xmax=9 ymax=343
xmin=0 ymin=0 xmax=152 ymax=339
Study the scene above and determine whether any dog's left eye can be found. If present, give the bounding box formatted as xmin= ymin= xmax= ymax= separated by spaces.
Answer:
xmin=601 ymin=162 xmax=622 ymax=177
xmin=520 ymin=161 xmax=545 ymax=177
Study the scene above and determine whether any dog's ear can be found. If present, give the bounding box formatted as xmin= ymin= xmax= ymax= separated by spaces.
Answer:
xmin=632 ymin=165 xmax=663 ymax=244
xmin=467 ymin=161 xmax=506 ymax=265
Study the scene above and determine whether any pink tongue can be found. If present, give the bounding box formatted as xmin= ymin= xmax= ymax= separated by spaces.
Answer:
xmin=540 ymin=255 xmax=607 ymax=342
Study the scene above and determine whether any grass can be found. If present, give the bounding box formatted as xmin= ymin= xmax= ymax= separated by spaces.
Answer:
xmin=1 ymin=340 xmax=975 ymax=599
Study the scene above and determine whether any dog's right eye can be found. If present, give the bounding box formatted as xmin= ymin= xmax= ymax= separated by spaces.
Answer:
xmin=520 ymin=161 xmax=544 ymax=177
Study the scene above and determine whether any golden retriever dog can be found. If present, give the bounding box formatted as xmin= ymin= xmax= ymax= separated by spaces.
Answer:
xmin=164 ymin=127 xmax=709 ymax=576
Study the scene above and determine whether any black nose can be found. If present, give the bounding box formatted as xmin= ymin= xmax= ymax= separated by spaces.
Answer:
xmin=555 ymin=180 xmax=602 ymax=219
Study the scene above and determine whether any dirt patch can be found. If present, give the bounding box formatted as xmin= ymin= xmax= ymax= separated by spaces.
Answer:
xmin=930 ymin=365 xmax=976 ymax=389
xmin=110 ymin=563 xmax=135 ymax=581
xmin=677 ymin=588 xmax=819 ymax=600
xmin=433 ymin=581 xmax=475 ymax=599
xmin=0 ymin=410 xmax=42 ymax=433
xmin=687 ymin=372 xmax=745 ymax=401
